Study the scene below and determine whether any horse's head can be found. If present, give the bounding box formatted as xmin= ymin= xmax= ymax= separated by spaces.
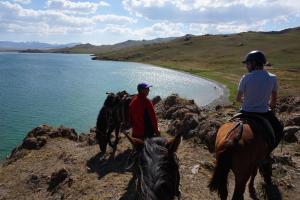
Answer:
xmin=104 ymin=92 xmax=117 ymax=107
xmin=125 ymin=134 xmax=182 ymax=200
xmin=103 ymin=92 xmax=121 ymax=126
xmin=121 ymin=94 xmax=133 ymax=130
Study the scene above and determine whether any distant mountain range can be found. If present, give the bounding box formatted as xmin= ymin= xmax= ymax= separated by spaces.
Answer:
xmin=48 ymin=37 xmax=177 ymax=54
xmin=2 ymin=37 xmax=177 ymax=54
xmin=0 ymin=41 xmax=80 ymax=51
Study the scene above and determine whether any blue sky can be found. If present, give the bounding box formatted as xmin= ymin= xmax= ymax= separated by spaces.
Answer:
xmin=0 ymin=0 xmax=300 ymax=45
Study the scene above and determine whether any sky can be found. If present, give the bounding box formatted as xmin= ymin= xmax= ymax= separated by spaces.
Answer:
xmin=0 ymin=0 xmax=300 ymax=45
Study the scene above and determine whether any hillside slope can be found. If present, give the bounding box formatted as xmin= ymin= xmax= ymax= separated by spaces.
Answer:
xmin=94 ymin=28 xmax=300 ymax=99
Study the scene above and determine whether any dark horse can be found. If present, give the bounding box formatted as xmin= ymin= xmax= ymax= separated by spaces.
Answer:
xmin=96 ymin=91 xmax=133 ymax=154
xmin=124 ymin=133 xmax=182 ymax=200
xmin=208 ymin=120 xmax=274 ymax=200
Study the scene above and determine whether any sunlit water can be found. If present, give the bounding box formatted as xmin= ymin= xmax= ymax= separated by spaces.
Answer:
xmin=0 ymin=52 xmax=223 ymax=160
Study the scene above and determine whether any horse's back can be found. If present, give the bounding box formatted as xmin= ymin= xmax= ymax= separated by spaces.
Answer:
xmin=215 ymin=122 xmax=250 ymax=149
xmin=215 ymin=122 xmax=261 ymax=151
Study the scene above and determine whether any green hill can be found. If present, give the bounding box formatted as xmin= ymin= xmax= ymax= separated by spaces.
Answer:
xmin=93 ymin=28 xmax=300 ymax=101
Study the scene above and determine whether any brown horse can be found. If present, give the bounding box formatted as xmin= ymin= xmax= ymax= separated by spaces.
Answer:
xmin=124 ymin=133 xmax=182 ymax=200
xmin=208 ymin=121 xmax=273 ymax=200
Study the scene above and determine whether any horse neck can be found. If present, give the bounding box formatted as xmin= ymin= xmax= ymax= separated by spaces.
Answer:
xmin=96 ymin=106 xmax=109 ymax=131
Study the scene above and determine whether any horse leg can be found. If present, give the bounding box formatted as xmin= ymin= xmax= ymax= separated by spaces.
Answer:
xmin=248 ymin=167 xmax=258 ymax=199
xmin=96 ymin=130 xmax=108 ymax=154
xmin=107 ymin=127 xmax=114 ymax=148
xmin=232 ymin=168 xmax=252 ymax=200
xmin=110 ymin=126 xmax=120 ymax=158
xmin=114 ymin=125 xmax=120 ymax=148
xmin=259 ymin=155 xmax=272 ymax=185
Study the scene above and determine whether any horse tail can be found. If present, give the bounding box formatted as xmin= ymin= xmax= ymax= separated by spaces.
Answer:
xmin=208 ymin=122 xmax=243 ymax=198
xmin=208 ymin=147 xmax=231 ymax=198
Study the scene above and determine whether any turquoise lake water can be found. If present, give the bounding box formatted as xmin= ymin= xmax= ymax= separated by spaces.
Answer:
xmin=0 ymin=52 xmax=223 ymax=160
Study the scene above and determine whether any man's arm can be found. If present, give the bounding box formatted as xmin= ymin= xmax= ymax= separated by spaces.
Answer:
xmin=146 ymin=100 xmax=160 ymax=136
xmin=237 ymin=75 xmax=245 ymax=103
xmin=270 ymin=91 xmax=278 ymax=109
xmin=236 ymin=91 xmax=244 ymax=103
xmin=270 ymin=76 xmax=279 ymax=110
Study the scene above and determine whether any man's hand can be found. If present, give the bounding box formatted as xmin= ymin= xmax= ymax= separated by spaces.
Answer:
xmin=156 ymin=130 xmax=161 ymax=137
xmin=236 ymin=91 xmax=244 ymax=103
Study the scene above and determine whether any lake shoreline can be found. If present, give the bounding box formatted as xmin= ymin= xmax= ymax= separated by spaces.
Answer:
xmin=91 ymin=57 xmax=232 ymax=108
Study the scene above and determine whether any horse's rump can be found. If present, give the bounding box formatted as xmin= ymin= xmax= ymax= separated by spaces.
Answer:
xmin=209 ymin=121 xmax=270 ymax=199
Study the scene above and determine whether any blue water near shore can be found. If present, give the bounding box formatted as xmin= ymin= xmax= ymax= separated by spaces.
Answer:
xmin=0 ymin=52 xmax=223 ymax=160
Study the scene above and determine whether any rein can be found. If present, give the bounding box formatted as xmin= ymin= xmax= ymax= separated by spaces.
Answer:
xmin=225 ymin=121 xmax=243 ymax=142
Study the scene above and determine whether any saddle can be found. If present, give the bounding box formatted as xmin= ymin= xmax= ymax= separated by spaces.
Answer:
xmin=230 ymin=112 xmax=276 ymax=150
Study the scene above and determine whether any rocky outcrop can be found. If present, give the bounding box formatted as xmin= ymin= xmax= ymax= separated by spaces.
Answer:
xmin=7 ymin=125 xmax=98 ymax=164
xmin=156 ymin=95 xmax=300 ymax=151
xmin=155 ymin=94 xmax=235 ymax=151
xmin=277 ymin=96 xmax=300 ymax=143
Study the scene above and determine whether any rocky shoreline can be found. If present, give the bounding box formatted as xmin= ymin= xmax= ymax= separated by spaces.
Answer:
xmin=0 ymin=95 xmax=299 ymax=199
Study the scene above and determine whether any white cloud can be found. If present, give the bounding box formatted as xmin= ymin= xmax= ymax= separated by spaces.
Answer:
xmin=92 ymin=15 xmax=137 ymax=24
xmin=123 ymin=0 xmax=300 ymax=24
xmin=1 ymin=0 xmax=299 ymax=44
xmin=46 ymin=0 xmax=110 ymax=14
xmin=11 ymin=0 xmax=31 ymax=4
xmin=0 ymin=1 xmax=136 ymax=35
xmin=97 ymin=22 xmax=184 ymax=40
xmin=99 ymin=1 xmax=110 ymax=7
xmin=135 ymin=22 xmax=184 ymax=38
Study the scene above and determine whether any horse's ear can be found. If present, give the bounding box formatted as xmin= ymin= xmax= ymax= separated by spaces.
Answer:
xmin=167 ymin=133 xmax=182 ymax=153
xmin=124 ymin=133 xmax=144 ymax=150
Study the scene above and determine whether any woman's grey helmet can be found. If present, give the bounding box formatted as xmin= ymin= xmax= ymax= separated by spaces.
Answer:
xmin=242 ymin=50 xmax=267 ymax=66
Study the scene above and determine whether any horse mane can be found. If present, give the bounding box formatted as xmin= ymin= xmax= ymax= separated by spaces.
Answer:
xmin=137 ymin=137 xmax=179 ymax=200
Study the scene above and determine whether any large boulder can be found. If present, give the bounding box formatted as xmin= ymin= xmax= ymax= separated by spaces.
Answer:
xmin=22 ymin=136 xmax=47 ymax=150
xmin=283 ymin=126 xmax=300 ymax=143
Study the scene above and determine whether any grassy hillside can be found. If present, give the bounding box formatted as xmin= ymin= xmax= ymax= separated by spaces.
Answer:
xmin=94 ymin=28 xmax=300 ymax=102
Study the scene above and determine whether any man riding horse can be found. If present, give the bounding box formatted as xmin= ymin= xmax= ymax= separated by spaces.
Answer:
xmin=209 ymin=50 xmax=284 ymax=200
xmin=236 ymin=50 xmax=284 ymax=149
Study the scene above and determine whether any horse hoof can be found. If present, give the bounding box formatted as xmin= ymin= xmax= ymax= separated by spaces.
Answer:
xmin=98 ymin=152 xmax=106 ymax=161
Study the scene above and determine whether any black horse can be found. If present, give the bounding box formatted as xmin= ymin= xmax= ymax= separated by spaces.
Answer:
xmin=124 ymin=133 xmax=182 ymax=200
xmin=96 ymin=91 xmax=133 ymax=154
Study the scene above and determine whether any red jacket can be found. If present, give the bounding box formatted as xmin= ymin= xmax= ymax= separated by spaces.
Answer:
xmin=129 ymin=94 xmax=159 ymax=139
